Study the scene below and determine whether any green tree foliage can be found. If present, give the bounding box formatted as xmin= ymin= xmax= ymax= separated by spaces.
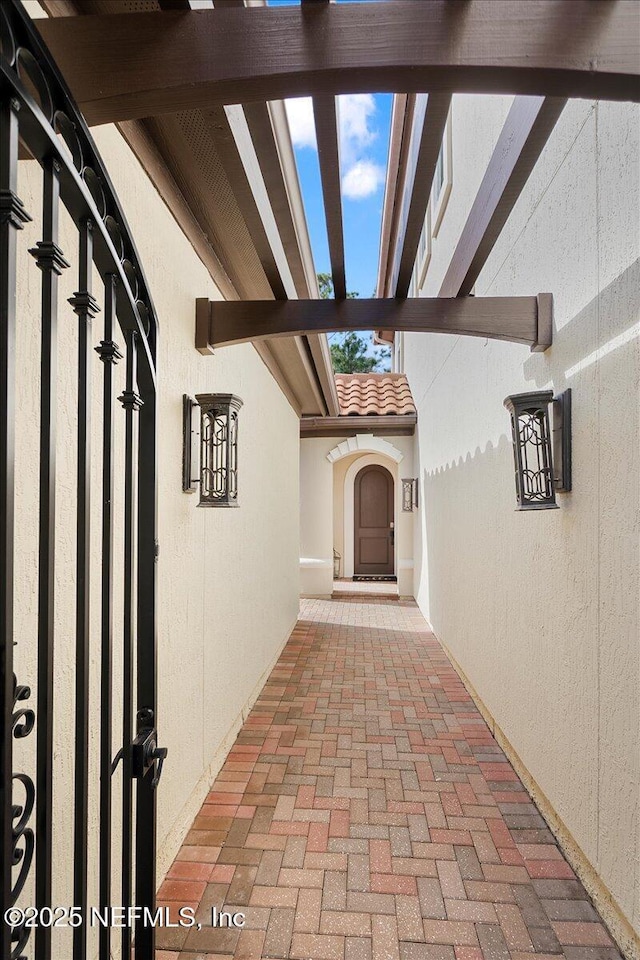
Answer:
xmin=317 ymin=273 xmax=391 ymax=374
xmin=330 ymin=331 xmax=390 ymax=373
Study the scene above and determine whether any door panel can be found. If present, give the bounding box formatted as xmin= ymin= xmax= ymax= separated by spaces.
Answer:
xmin=354 ymin=465 xmax=394 ymax=575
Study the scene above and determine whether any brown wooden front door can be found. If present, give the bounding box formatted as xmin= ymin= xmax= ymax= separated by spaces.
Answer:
xmin=354 ymin=465 xmax=394 ymax=575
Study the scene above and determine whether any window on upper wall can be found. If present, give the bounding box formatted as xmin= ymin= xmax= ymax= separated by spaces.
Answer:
xmin=431 ymin=108 xmax=453 ymax=238
xmin=394 ymin=331 xmax=405 ymax=373
xmin=416 ymin=203 xmax=432 ymax=291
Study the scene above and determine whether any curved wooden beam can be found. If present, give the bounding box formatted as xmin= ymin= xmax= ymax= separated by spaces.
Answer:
xmin=197 ymin=294 xmax=553 ymax=352
xmin=36 ymin=2 xmax=640 ymax=126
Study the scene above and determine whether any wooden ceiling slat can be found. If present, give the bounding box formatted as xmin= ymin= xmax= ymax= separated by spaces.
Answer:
xmin=300 ymin=0 xmax=347 ymax=300
xmin=36 ymin=2 xmax=640 ymax=126
xmin=243 ymin=101 xmax=313 ymax=299
xmin=313 ymin=94 xmax=346 ymax=300
xmin=204 ymin=104 xmax=288 ymax=300
xmin=439 ymin=96 xmax=567 ymax=297
xmin=376 ymin=93 xmax=409 ymax=300
xmin=302 ymin=0 xmax=346 ymax=300
xmin=390 ymin=93 xmax=452 ymax=299
xmin=200 ymin=294 xmax=552 ymax=351
xmin=118 ymin=119 xmax=237 ymax=301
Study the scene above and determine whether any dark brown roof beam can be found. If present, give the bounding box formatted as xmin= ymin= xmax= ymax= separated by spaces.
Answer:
xmin=240 ymin=99 xmax=339 ymax=414
xmin=197 ymin=293 xmax=553 ymax=352
xmin=243 ymin=101 xmax=315 ymax=300
xmin=36 ymin=2 xmax=640 ymax=127
xmin=301 ymin=0 xmax=346 ymax=299
xmin=376 ymin=93 xmax=409 ymax=300
xmin=389 ymin=93 xmax=452 ymax=299
xmin=439 ymin=95 xmax=567 ymax=297
xmin=313 ymin=94 xmax=346 ymax=300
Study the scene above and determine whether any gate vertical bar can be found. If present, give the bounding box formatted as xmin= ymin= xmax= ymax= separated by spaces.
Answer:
xmin=1 ymin=9 xmax=163 ymax=957
xmin=120 ymin=329 xmax=142 ymax=960
xmin=0 ymin=95 xmax=30 ymax=960
xmin=69 ymin=219 xmax=99 ymax=960
xmin=30 ymin=157 xmax=69 ymax=960
xmin=96 ymin=275 xmax=121 ymax=960
xmin=134 ymin=335 xmax=158 ymax=958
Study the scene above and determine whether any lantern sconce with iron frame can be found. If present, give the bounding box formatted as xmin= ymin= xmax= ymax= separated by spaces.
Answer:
xmin=183 ymin=393 xmax=243 ymax=506
xmin=503 ymin=389 xmax=571 ymax=511
xmin=402 ymin=478 xmax=419 ymax=512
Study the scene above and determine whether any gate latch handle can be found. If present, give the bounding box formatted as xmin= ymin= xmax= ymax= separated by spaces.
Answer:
xmin=132 ymin=728 xmax=168 ymax=789
xmin=150 ymin=746 xmax=168 ymax=788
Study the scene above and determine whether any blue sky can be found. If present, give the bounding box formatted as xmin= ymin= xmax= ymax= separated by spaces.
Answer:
xmin=285 ymin=92 xmax=392 ymax=300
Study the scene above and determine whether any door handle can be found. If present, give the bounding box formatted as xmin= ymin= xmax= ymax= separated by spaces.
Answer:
xmin=389 ymin=522 xmax=394 ymax=546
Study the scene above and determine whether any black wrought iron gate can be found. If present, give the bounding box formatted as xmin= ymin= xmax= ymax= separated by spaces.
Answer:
xmin=1 ymin=3 xmax=164 ymax=958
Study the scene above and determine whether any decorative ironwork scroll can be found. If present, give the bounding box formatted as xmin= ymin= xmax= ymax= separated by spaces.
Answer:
xmin=0 ymin=2 xmax=161 ymax=958
xmin=11 ymin=678 xmax=35 ymax=960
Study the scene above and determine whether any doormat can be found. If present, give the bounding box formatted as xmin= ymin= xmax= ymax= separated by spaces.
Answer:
xmin=352 ymin=576 xmax=397 ymax=582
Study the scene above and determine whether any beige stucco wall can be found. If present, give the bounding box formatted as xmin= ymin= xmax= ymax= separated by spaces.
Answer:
xmin=12 ymin=119 xmax=300 ymax=956
xmin=300 ymin=435 xmax=414 ymax=596
xmin=405 ymin=95 xmax=639 ymax=951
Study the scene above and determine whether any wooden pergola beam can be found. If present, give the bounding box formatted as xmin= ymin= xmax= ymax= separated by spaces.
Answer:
xmin=301 ymin=0 xmax=346 ymax=299
xmin=206 ymin=104 xmax=288 ymax=301
xmin=242 ymin=101 xmax=313 ymax=300
xmin=376 ymin=95 xmax=567 ymax=343
xmin=313 ymin=95 xmax=346 ymax=300
xmin=439 ymin=96 xmax=567 ymax=297
xmin=36 ymin=2 xmax=640 ymax=126
xmin=390 ymin=93 xmax=452 ymax=298
xmin=196 ymin=293 xmax=553 ymax=352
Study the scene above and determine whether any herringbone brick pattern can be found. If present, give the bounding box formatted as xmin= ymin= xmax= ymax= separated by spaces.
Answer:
xmin=156 ymin=598 xmax=620 ymax=960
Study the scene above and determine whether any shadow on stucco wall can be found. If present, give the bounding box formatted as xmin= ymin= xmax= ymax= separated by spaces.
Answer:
xmin=415 ymin=259 xmax=640 ymax=636
xmin=411 ymin=261 xmax=639 ymax=947
xmin=523 ymin=258 xmax=640 ymax=392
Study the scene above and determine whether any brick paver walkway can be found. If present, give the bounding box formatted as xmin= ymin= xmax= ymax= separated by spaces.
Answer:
xmin=156 ymin=598 xmax=620 ymax=960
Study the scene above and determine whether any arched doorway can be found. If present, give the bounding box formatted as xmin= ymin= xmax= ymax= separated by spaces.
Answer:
xmin=354 ymin=464 xmax=395 ymax=577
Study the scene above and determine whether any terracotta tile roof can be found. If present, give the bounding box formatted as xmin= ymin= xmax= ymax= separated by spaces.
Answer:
xmin=335 ymin=373 xmax=416 ymax=417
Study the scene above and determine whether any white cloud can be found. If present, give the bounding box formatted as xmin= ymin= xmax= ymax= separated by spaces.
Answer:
xmin=285 ymin=97 xmax=316 ymax=150
xmin=285 ymin=92 xmax=385 ymax=201
xmin=341 ymin=160 xmax=385 ymax=200
xmin=338 ymin=93 xmax=377 ymax=167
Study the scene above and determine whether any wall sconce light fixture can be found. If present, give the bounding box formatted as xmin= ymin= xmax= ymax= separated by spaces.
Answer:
xmin=183 ymin=393 xmax=243 ymax=506
xmin=402 ymin=478 xmax=419 ymax=511
xmin=503 ymin=389 xmax=571 ymax=510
